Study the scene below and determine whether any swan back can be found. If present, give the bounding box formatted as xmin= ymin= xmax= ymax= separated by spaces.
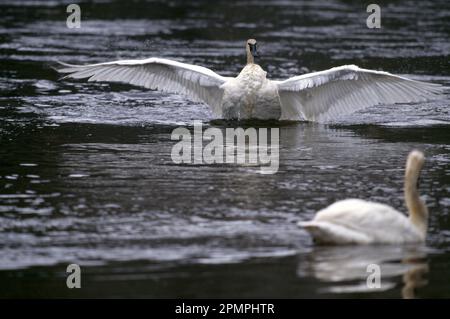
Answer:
xmin=300 ymin=199 xmax=423 ymax=244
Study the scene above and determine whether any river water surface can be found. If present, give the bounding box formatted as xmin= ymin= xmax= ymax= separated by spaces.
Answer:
xmin=0 ymin=0 xmax=450 ymax=298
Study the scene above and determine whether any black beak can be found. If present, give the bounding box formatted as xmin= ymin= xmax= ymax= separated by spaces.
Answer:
xmin=251 ymin=45 xmax=259 ymax=57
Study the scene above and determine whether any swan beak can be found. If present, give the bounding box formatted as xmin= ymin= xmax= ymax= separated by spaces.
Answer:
xmin=251 ymin=44 xmax=259 ymax=57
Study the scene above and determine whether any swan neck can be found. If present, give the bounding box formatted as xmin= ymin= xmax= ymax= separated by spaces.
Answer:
xmin=404 ymin=160 xmax=428 ymax=237
xmin=246 ymin=45 xmax=254 ymax=65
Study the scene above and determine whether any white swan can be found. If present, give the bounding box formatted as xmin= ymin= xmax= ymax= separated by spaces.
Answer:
xmin=298 ymin=150 xmax=428 ymax=245
xmin=57 ymin=39 xmax=443 ymax=122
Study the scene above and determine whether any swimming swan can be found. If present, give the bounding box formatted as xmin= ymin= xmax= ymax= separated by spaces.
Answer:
xmin=298 ymin=150 xmax=428 ymax=245
xmin=57 ymin=39 xmax=443 ymax=122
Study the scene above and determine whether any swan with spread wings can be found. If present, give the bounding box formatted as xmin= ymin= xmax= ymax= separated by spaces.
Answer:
xmin=57 ymin=39 xmax=443 ymax=122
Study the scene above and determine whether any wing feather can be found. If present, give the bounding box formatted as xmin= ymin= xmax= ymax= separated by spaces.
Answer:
xmin=276 ymin=65 xmax=444 ymax=122
xmin=57 ymin=58 xmax=231 ymax=113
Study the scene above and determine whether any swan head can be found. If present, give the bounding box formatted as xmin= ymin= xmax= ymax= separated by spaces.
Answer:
xmin=247 ymin=39 xmax=259 ymax=57
xmin=406 ymin=150 xmax=425 ymax=178
xmin=246 ymin=39 xmax=259 ymax=64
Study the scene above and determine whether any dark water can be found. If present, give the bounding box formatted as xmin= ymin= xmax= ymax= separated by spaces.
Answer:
xmin=1 ymin=0 xmax=450 ymax=298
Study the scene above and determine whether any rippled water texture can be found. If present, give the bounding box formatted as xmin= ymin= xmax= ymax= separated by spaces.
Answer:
xmin=0 ymin=0 xmax=449 ymax=298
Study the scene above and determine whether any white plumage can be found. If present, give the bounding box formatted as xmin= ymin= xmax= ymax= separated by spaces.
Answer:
xmin=57 ymin=39 xmax=443 ymax=122
xmin=275 ymin=65 xmax=443 ymax=122
xmin=299 ymin=199 xmax=423 ymax=244
xmin=299 ymin=150 xmax=429 ymax=245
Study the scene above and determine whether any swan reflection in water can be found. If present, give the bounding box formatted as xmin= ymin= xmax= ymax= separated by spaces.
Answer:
xmin=297 ymin=245 xmax=429 ymax=298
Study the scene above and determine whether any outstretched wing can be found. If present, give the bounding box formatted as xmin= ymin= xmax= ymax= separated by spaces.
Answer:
xmin=275 ymin=65 xmax=444 ymax=122
xmin=57 ymin=58 xmax=231 ymax=114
